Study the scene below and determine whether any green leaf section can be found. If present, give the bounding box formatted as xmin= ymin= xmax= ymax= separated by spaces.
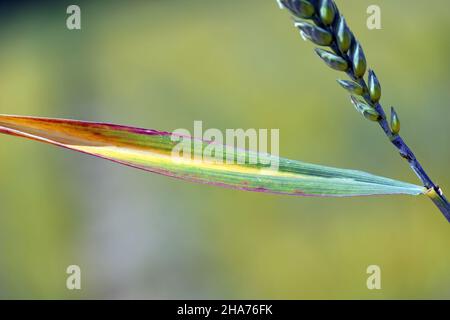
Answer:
xmin=0 ymin=115 xmax=425 ymax=197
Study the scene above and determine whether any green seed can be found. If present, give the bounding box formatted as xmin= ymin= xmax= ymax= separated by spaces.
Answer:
xmin=368 ymin=69 xmax=381 ymax=102
xmin=350 ymin=96 xmax=381 ymax=121
xmin=315 ymin=48 xmax=348 ymax=71
xmin=337 ymin=79 xmax=364 ymax=95
xmin=319 ymin=0 xmax=336 ymax=25
xmin=390 ymin=107 xmax=401 ymax=134
xmin=283 ymin=0 xmax=315 ymax=19
xmin=352 ymin=42 xmax=367 ymax=78
xmin=297 ymin=0 xmax=315 ymax=18
xmin=336 ymin=16 xmax=352 ymax=53
xmin=295 ymin=22 xmax=333 ymax=46
xmin=363 ymin=108 xmax=382 ymax=122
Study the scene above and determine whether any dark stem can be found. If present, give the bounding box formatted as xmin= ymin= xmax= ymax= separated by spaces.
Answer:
xmin=354 ymin=77 xmax=450 ymax=223
xmin=309 ymin=13 xmax=450 ymax=222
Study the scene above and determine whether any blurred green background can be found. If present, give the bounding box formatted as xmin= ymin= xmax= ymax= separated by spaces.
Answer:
xmin=0 ymin=0 xmax=449 ymax=299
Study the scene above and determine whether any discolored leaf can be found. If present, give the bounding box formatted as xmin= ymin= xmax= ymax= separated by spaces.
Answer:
xmin=0 ymin=115 xmax=423 ymax=197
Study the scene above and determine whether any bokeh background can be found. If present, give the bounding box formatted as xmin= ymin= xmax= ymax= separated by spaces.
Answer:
xmin=0 ymin=0 xmax=449 ymax=299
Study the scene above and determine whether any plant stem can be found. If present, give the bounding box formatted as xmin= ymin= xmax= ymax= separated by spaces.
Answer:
xmin=383 ymin=116 xmax=450 ymax=222
xmin=353 ymin=76 xmax=450 ymax=222
xmin=284 ymin=2 xmax=450 ymax=221
xmin=310 ymin=14 xmax=450 ymax=222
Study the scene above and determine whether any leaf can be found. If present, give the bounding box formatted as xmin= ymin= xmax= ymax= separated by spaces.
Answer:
xmin=0 ymin=115 xmax=425 ymax=197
